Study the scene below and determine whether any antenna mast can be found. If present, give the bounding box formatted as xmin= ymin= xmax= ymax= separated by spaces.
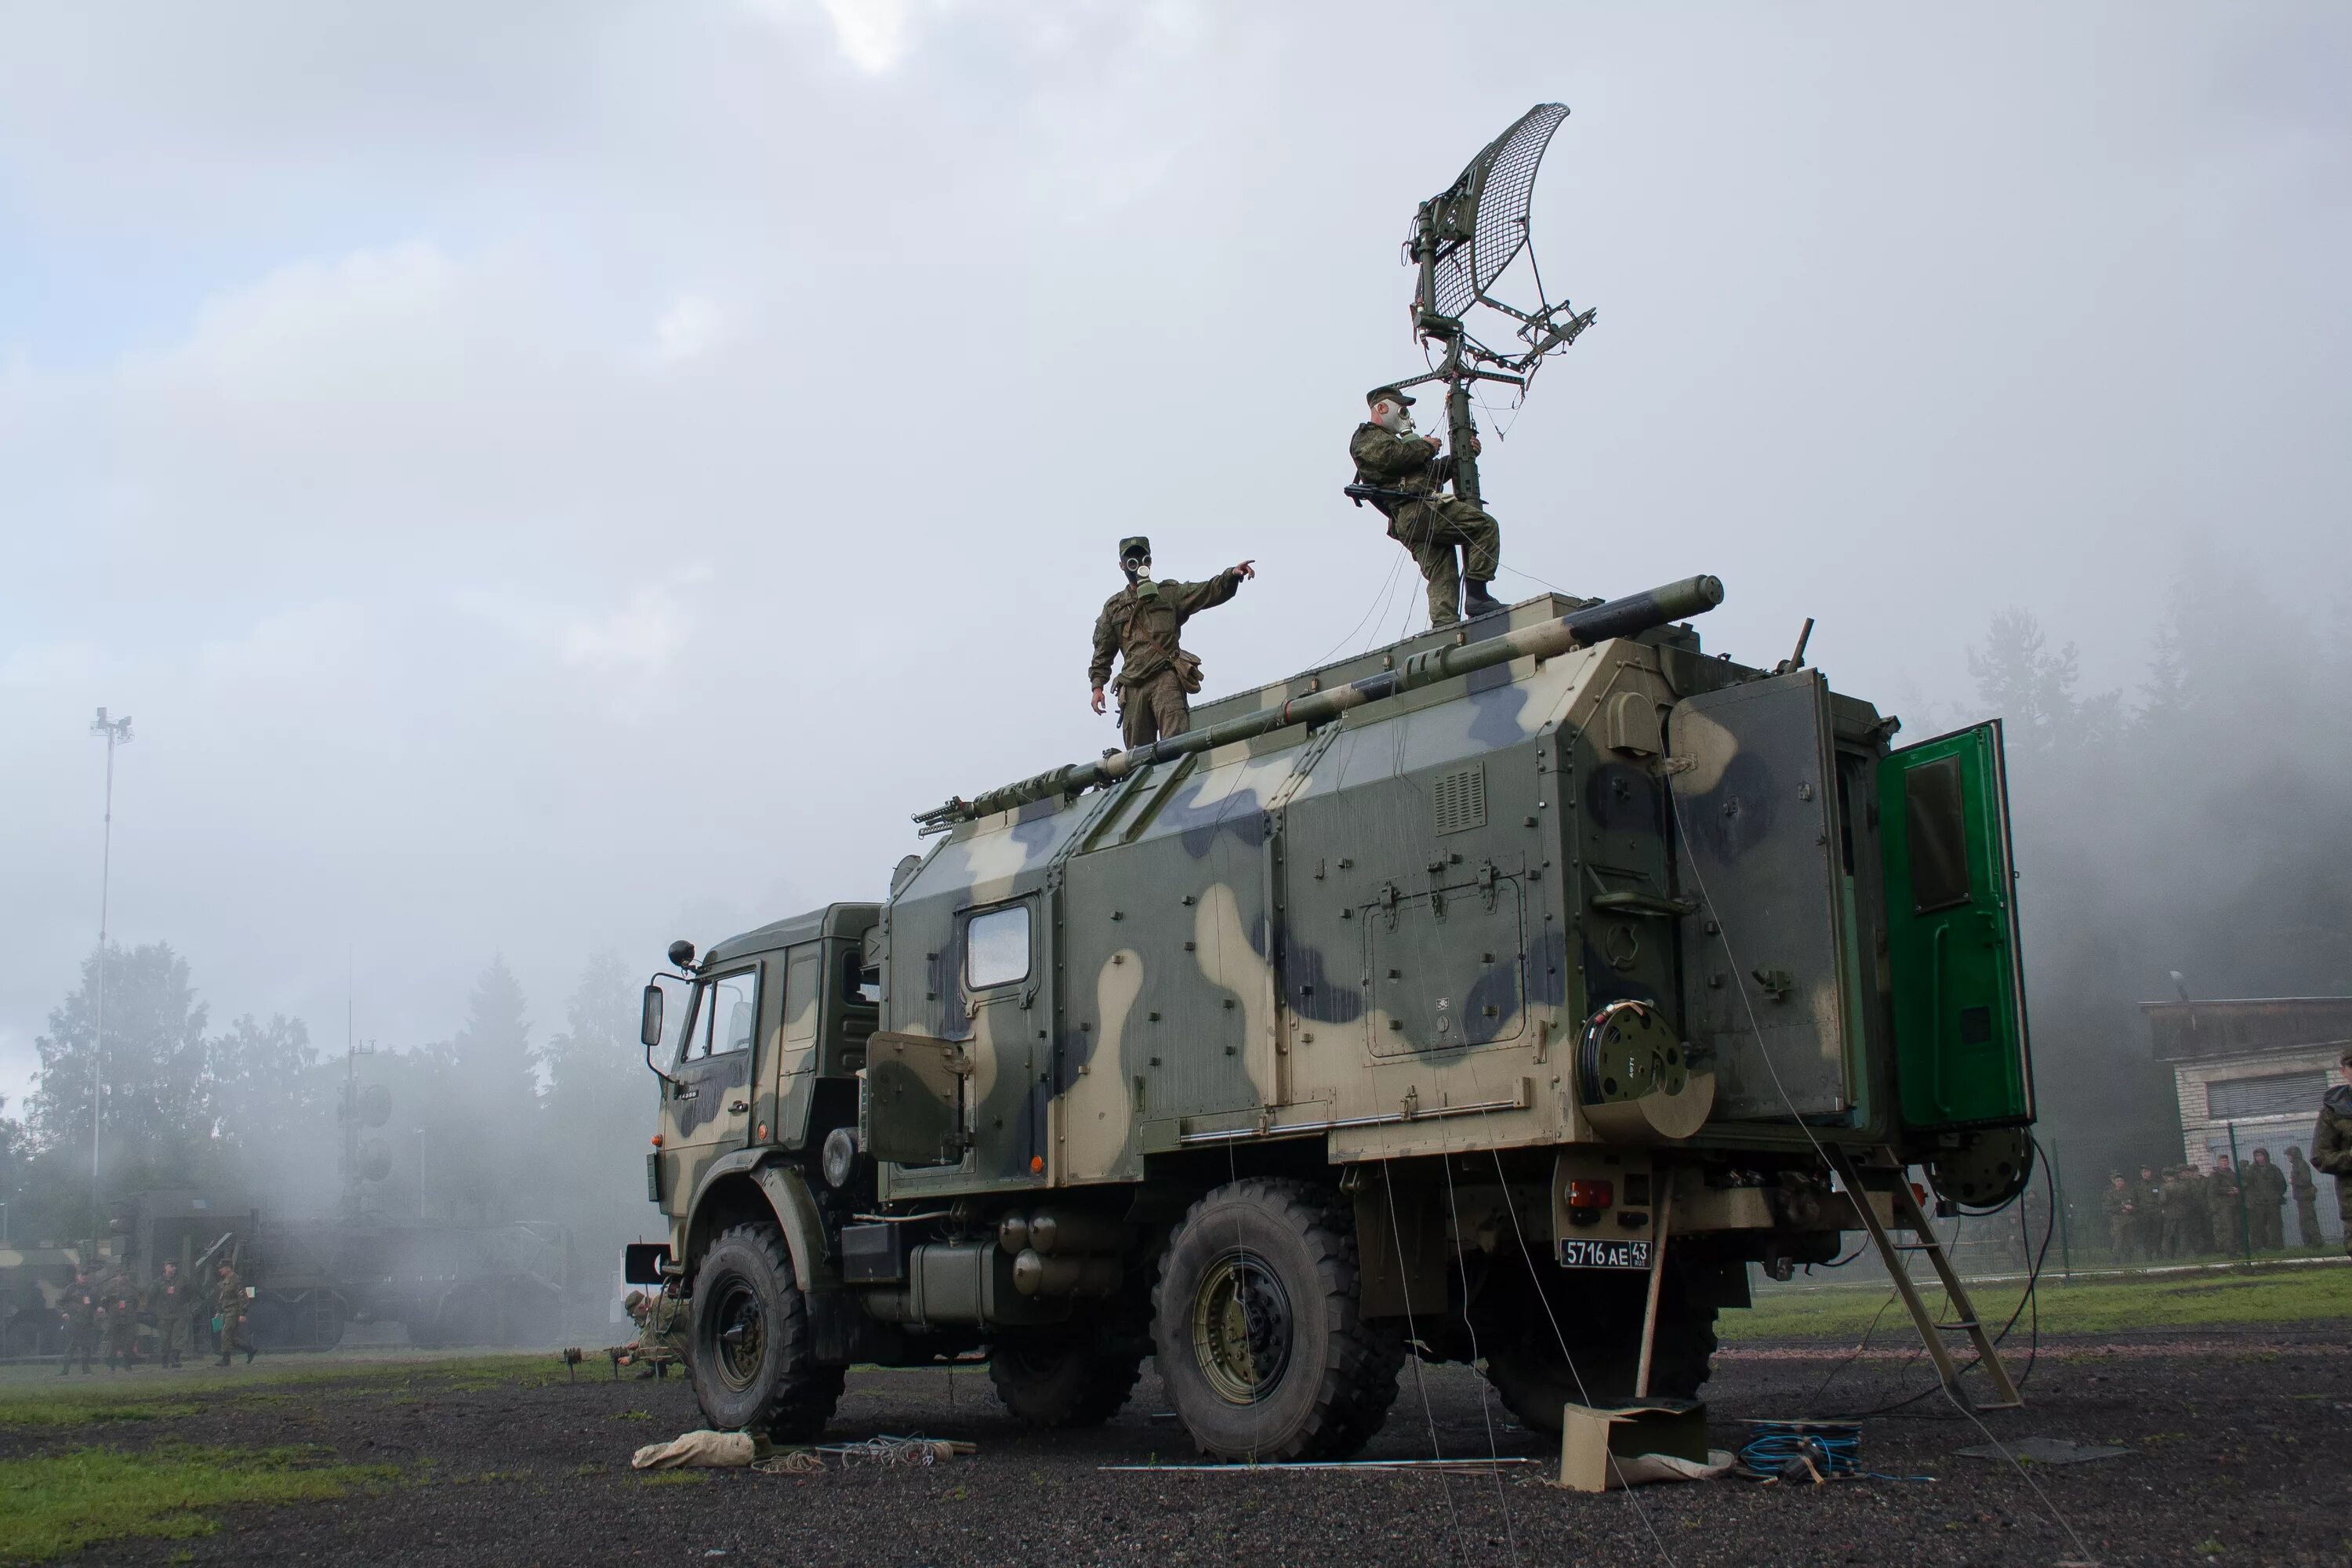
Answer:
xmin=1402 ymin=103 xmax=1596 ymax=504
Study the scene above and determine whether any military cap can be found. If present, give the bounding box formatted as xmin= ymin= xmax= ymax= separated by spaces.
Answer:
xmin=1366 ymin=384 xmax=1416 ymax=408
xmin=622 ymin=1289 xmax=647 ymax=1313
xmin=2339 ymin=1047 xmax=2352 ymax=1067
xmin=1118 ymin=535 xmax=1151 ymax=563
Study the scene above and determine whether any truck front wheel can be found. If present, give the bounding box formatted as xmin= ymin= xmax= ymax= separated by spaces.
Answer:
xmin=1152 ymin=1178 xmax=1404 ymax=1461
xmin=689 ymin=1221 xmax=845 ymax=1439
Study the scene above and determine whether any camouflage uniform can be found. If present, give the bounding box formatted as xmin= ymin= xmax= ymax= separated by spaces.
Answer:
xmin=2178 ymin=1166 xmax=2214 ymax=1255
xmin=2132 ymin=1169 xmax=2165 ymax=1259
xmin=150 ymin=1267 xmax=194 ymax=1369
xmin=100 ymin=1269 xmax=140 ymax=1370
xmin=622 ymin=1289 xmax=690 ymax=1378
xmin=60 ymin=1274 xmax=99 ymax=1375
xmin=2288 ymin=1145 xmax=2323 ymax=1249
xmin=2309 ymin=1082 xmax=2352 ymax=1258
xmin=2206 ymin=1162 xmax=2245 ymax=1254
xmin=2158 ymin=1169 xmax=2195 ymax=1258
xmin=213 ymin=1268 xmax=252 ymax=1366
xmin=2100 ymin=1176 xmax=2139 ymax=1261
xmin=2242 ymin=1152 xmax=2288 ymax=1251
xmin=1089 ymin=559 xmax=1247 ymax=750
xmin=1348 ymin=402 xmax=1503 ymax=630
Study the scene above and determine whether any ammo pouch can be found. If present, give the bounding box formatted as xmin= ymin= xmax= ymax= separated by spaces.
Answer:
xmin=1174 ymin=650 xmax=1204 ymax=695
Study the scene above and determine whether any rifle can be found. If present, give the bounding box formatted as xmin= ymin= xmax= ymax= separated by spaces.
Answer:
xmin=557 ymin=1344 xmax=682 ymax=1382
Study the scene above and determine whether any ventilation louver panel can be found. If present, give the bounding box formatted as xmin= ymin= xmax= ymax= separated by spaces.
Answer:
xmin=1432 ymin=764 xmax=1488 ymax=836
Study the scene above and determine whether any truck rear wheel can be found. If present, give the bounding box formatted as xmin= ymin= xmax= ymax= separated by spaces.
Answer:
xmin=1152 ymin=1178 xmax=1403 ymax=1461
xmin=1481 ymin=1284 xmax=1718 ymax=1433
xmin=988 ymin=1323 xmax=1147 ymax=1428
xmin=689 ymin=1221 xmax=844 ymax=1440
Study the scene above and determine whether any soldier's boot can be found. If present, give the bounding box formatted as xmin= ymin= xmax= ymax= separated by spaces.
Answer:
xmin=1461 ymin=579 xmax=1504 ymax=619
xmin=633 ymin=1365 xmax=657 ymax=1380
xmin=245 ymin=1345 xmax=256 ymax=1365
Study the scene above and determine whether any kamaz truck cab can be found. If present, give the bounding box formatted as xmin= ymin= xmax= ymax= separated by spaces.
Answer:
xmin=631 ymin=577 xmax=2034 ymax=1455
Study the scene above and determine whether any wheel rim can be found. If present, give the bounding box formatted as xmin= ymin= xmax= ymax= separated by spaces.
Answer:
xmin=1190 ymin=1248 xmax=1292 ymax=1404
xmin=713 ymin=1279 xmax=766 ymax=1392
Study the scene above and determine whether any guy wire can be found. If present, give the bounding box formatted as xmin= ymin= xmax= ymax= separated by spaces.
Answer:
xmin=1437 ymin=1148 xmax=1522 ymax=1568
xmin=1485 ymin=1140 xmax=1680 ymax=1568
xmin=1309 ymin=552 xmax=1406 ymax=670
xmin=1664 ymin=780 xmax=2089 ymax=1559
xmin=1381 ymin=1159 xmax=1472 ymax=1568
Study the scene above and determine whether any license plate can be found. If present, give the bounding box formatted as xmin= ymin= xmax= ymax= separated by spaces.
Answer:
xmin=1559 ymin=1237 xmax=1651 ymax=1270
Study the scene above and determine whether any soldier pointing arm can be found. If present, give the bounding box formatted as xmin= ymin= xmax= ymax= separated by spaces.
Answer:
xmin=1087 ymin=536 xmax=1255 ymax=749
xmin=1349 ymin=386 xmax=1503 ymax=628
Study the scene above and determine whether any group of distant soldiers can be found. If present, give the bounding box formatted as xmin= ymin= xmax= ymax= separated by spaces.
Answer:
xmin=55 ymin=1258 xmax=255 ymax=1375
xmin=2103 ymin=1146 xmax=2321 ymax=1261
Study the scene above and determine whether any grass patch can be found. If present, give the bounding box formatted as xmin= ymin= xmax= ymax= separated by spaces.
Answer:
xmin=0 ymin=1443 xmax=401 ymax=1561
xmin=636 ymin=1469 xmax=709 ymax=1487
xmin=1732 ymin=1262 xmax=2352 ymax=1341
xmin=0 ymin=1353 xmax=568 ymax=1431
xmin=0 ymin=1392 xmax=205 ymax=1428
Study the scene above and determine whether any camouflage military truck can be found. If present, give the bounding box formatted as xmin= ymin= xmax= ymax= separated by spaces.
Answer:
xmin=630 ymin=578 xmax=2036 ymax=1457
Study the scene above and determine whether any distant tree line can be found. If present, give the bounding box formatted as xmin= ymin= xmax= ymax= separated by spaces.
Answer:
xmin=0 ymin=946 xmax=652 ymax=1254
xmin=1958 ymin=549 xmax=2352 ymax=1189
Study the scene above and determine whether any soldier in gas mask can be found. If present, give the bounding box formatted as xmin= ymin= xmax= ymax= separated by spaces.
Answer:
xmin=1348 ymin=386 xmax=1504 ymax=628
xmin=1088 ymin=536 xmax=1254 ymax=748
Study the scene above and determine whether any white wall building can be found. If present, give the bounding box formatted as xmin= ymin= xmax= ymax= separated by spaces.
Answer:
xmin=2144 ymin=996 xmax=2352 ymax=1243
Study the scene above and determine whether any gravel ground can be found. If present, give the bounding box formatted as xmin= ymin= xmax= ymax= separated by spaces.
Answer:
xmin=10 ymin=1330 xmax=2352 ymax=1567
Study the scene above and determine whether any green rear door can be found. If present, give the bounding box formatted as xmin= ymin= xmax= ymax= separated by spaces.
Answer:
xmin=1878 ymin=721 xmax=2032 ymax=1130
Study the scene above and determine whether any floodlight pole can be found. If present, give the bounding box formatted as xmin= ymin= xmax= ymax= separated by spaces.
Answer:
xmin=87 ymin=706 xmax=133 ymax=1232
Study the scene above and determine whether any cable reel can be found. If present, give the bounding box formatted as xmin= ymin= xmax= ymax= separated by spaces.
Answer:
xmin=1576 ymin=1000 xmax=1714 ymax=1142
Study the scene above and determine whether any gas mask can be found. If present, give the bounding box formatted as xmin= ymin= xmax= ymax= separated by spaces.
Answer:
xmin=1123 ymin=554 xmax=1158 ymax=598
xmin=1373 ymin=399 xmax=1417 ymax=437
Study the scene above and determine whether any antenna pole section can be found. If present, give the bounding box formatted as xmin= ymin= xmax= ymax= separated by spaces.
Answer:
xmin=1441 ymin=335 xmax=1481 ymax=506
xmin=1410 ymin=198 xmax=1483 ymax=508
xmin=86 ymin=706 xmax=133 ymax=1236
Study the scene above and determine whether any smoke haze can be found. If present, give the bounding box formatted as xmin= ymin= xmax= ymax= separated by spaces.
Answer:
xmin=3 ymin=3 xmax=2349 ymax=1235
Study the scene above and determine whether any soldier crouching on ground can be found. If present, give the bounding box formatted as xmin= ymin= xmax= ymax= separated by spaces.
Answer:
xmin=2309 ymin=1050 xmax=2352 ymax=1258
xmin=1348 ymin=385 xmax=1503 ymax=628
xmin=1089 ymin=536 xmax=1254 ymax=749
xmin=621 ymin=1289 xmax=689 ymax=1378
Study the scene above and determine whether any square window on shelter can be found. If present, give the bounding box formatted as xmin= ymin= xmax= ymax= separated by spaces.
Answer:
xmin=966 ymin=905 xmax=1031 ymax=989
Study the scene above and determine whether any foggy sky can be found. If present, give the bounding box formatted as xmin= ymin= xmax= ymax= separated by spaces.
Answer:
xmin=5 ymin=1 xmax=2349 ymax=1102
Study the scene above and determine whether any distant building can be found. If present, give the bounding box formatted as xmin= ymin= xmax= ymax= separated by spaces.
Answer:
xmin=2144 ymin=995 xmax=2352 ymax=1243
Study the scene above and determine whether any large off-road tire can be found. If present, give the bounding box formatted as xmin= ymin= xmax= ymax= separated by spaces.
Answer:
xmin=689 ymin=1221 xmax=845 ymax=1439
xmin=989 ymin=1323 xmax=1149 ymax=1428
xmin=1480 ymin=1269 xmax=1719 ymax=1434
xmin=1152 ymin=1178 xmax=1405 ymax=1461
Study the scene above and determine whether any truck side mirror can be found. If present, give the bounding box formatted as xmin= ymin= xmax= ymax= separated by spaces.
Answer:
xmin=640 ymin=984 xmax=665 ymax=1050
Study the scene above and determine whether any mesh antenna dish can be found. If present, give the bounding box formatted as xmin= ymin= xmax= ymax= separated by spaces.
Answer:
xmin=1377 ymin=102 xmax=1595 ymax=510
xmin=1425 ymin=102 xmax=1568 ymax=321
xmin=1405 ymin=102 xmax=1595 ymax=387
